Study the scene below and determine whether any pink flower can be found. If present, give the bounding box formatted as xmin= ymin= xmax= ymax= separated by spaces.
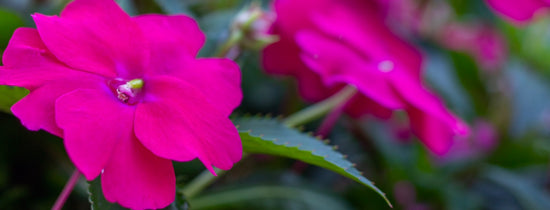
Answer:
xmin=376 ymin=0 xmax=507 ymax=71
xmin=439 ymin=23 xmax=507 ymax=71
xmin=0 ymin=0 xmax=242 ymax=209
xmin=486 ymin=0 xmax=550 ymax=23
xmin=262 ymin=0 xmax=468 ymax=155
xmin=440 ymin=120 xmax=498 ymax=161
xmin=374 ymin=0 xmax=427 ymax=35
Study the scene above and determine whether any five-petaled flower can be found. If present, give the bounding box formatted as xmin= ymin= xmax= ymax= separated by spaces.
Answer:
xmin=0 ymin=0 xmax=243 ymax=209
xmin=262 ymin=0 xmax=469 ymax=155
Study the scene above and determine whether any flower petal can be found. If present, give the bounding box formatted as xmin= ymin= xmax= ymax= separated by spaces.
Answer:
xmin=391 ymin=71 xmax=469 ymax=136
xmin=272 ymin=0 xmax=330 ymax=36
xmin=310 ymin=2 xmax=423 ymax=78
xmin=32 ymin=0 xmax=148 ymax=78
xmin=296 ymin=30 xmax=404 ymax=109
xmin=389 ymin=71 xmax=469 ymax=155
xmin=55 ymin=88 xmax=133 ymax=180
xmin=145 ymin=56 xmax=242 ymax=116
xmin=12 ymin=87 xmax=62 ymax=137
xmin=407 ymin=106 xmax=458 ymax=155
xmin=134 ymin=14 xmax=205 ymax=58
xmin=0 ymin=28 xmax=95 ymax=90
xmin=176 ymin=58 xmax=242 ymax=116
xmin=101 ymin=135 xmax=175 ymax=210
xmin=346 ymin=95 xmax=393 ymax=119
xmin=295 ymin=68 xmax=339 ymax=102
xmin=262 ymin=35 xmax=333 ymax=102
xmin=261 ymin=33 xmax=302 ymax=76
xmin=11 ymin=76 xmax=103 ymax=137
xmin=135 ymin=76 xmax=242 ymax=174
xmin=263 ymin=0 xmax=339 ymax=102
xmin=2 ymin=27 xmax=49 ymax=69
xmin=486 ymin=0 xmax=549 ymax=23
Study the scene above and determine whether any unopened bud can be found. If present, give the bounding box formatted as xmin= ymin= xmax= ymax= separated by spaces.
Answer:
xmin=232 ymin=2 xmax=278 ymax=51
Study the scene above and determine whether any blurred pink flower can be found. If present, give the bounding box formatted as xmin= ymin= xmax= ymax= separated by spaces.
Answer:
xmin=394 ymin=181 xmax=431 ymax=210
xmin=439 ymin=23 xmax=507 ymax=71
xmin=442 ymin=120 xmax=498 ymax=161
xmin=486 ymin=0 xmax=550 ymax=23
xmin=379 ymin=0 xmax=508 ymax=71
xmin=262 ymin=0 xmax=468 ymax=155
xmin=374 ymin=0 xmax=426 ymax=35
xmin=0 ymin=0 xmax=242 ymax=208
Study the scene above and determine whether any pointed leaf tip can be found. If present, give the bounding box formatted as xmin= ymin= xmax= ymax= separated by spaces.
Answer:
xmin=232 ymin=117 xmax=391 ymax=207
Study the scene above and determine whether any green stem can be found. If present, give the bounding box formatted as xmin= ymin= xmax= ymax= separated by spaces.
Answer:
xmin=182 ymin=154 xmax=249 ymax=199
xmin=282 ymin=85 xmax=357 ymax=127
xmin=181 ymin=168 xmax=224 ymax=199
xmin=216 ymin=30 xmax=244 ymax=58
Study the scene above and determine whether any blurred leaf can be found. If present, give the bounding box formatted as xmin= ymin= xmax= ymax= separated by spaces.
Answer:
xmin=505 ymin=61 xmax=550 ymax=136
xmin=237 ymin=52 xmax=288 ymax=114
xmin=448 ymin=1 xmax=494 ymax=18
xmin=198 ymin=9 xmax=238 ymax=57
xmin=88 ymin=178 xmax=190 ymax=210
xmin=154 ymin=0 xmax=194 ymax=16
xmin=0 ymin=86 xmax=28 ymax=113
xmin=520 ymin=18 xmax=550 ymax=73
xmin=424 ymin=50 xmax=475 ymax=120
xmin=448 ymin=0 xmax=469 ymax=16
xmin=442 ymin=183 xmax=482 ymax=210
xmin=483 ymin=167 xmax=550 ymax=210
xmin=0 ymin=9 xmax=24 ymax=49
xmin=190 ymin=185 xmax=351 ymax=210
xmin=115 ymin=0 xmax=137 ymax=16
xmin=234 ymin=116 xmax=391 ymax=206
xmin=488 ymin=136 xmax=549 ymax=169
xmin=448 ymin=51 xmax=489 ymax=116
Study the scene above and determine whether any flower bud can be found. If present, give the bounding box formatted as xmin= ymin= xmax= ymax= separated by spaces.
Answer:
xmin=232 ymin=2 xmax=278 ymax=51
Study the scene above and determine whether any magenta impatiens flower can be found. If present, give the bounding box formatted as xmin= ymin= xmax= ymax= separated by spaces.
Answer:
xmin=486 ymin=0 xmax=550 ymax=23
xmin=0 ymin=0 xmax=242 ymax=209
xmin=262 ymin=0 xmax=468 ymax=155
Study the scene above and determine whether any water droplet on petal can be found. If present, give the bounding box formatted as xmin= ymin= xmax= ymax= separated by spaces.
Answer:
xmin=378 ymin=60 xmax=394 ymax=73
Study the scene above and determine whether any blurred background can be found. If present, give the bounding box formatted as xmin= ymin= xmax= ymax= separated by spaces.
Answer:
xmin=1 ymin=0 xmax=550 ymax=209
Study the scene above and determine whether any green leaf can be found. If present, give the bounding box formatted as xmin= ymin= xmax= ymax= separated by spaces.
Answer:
xmin=154 ymin=0 xmax=194 ymax=16
xmin=0 ymin=9 xmax=24 ymax=49
xmin=424 ymin=50 xmax=474 ymax=119
xmin=88 ymin=177 xmax=190 ymax=210
xmin=234 ymin=116 xmax=391 ymax=207
xmin=483 ymin=166 xmax=550 ymax=210
xmin=115 ymin=0 xmax=138 ymax=16
xmin=0 ymin=86 xmax=28 ymax=114
xmin=190 ymin=185 xmax=352 ymax=210
xmin=448 ymin=51 xmax=489 ymax=116
xmin=505 ymin=61 xmax=550 ymax=137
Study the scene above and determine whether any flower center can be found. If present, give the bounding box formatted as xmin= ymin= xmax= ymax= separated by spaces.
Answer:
xmin=109 ymin=78 xmax=144 ymax=105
